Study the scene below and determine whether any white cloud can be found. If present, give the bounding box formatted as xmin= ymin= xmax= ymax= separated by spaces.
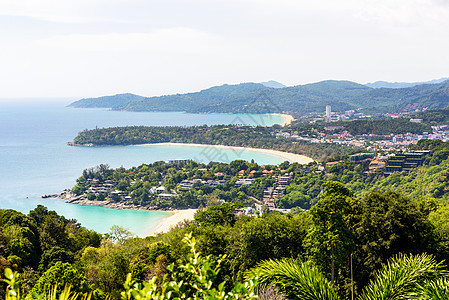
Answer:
xmin=1 ymin=0 xmax=449 ymax=98
xmin=349 ymin=0 xmax=449 ymax=29
xmin=0 ymin=0 xmax=121 ymax=23
xmin=36 ymin=28 xmax=226 ymax=54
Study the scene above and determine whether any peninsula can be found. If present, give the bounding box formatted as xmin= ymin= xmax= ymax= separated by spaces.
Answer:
xmin=137 ymin=143 xmax=312 ymax=164
xmin=70 ymin=124 xmax=358 ymax=162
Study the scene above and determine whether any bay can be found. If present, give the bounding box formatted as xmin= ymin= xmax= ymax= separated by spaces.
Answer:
xmin=0 ymin=101 xmax=284 ymax=236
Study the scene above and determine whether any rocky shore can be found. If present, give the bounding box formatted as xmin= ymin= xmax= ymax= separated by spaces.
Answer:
xmin=41 ymin=190 xmax=174 ymax=211
xmin=66 ymin=142 xmax=94 ymax=147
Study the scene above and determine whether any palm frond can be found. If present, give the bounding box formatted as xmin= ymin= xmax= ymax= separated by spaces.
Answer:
xmin=415 ymin=278 xmax=449 ymax=300
xmin=358 ymin=253 xmax=449 ymax=300
xmin=248 ymin=258 xmax=339 ymax=300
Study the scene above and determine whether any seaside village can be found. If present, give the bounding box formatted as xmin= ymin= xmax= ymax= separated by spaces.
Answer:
xmin=284 ymin=105 xmax=449 ymax=151
xmin=45 ymin=105 xmax=448 ymax=215
xmin=44 ymin=105 xmax=446 ymax=215
xmin=276 ymin=105 xmax=446 ymax=174
xmin=46 ymin=158 xmax=298 ymax=215
xmin=45 ymin=143 xmax=433 ymax=216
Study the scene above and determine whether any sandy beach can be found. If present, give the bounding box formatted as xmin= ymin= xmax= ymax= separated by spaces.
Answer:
xmin=137 ymin=143 xmax=314 ymax=164
xmin=269 ymin=113 xmax=295 ymax=126
xmin=146 ymin=209 xmax=197 ymax=236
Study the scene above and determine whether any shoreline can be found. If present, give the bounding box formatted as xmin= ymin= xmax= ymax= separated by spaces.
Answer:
xmin=136 ymin=143 xmax=314 ymax=164
xmin=268 ymin=113 xmax=295 ymax=126
xmin=146 ymin=209 xmax=197 ymax=236
xmin=47 ymin=191 xmax=196 ymax=237
xmin=46 ymin=191 xmax=181 ymax=212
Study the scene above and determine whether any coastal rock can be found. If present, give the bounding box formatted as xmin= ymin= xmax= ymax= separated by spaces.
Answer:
xmin=41 ymin=194 xmax=59 ymax=198
xmin=44 ymin=189 xmax=180 ymax=212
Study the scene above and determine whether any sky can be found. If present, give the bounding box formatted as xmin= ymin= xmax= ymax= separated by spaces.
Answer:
xmin=1 ymin=0 xmax=449 ymax=100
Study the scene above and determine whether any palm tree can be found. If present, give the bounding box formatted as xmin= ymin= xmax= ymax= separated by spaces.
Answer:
xmin=359 ymin=253 xmax=449 ymax=300
xmin=248 ymin=253 xmax=449 ymax=300
xmin=415 ymin=278 xmax=449 ymax=300
xmin=247 ymin=258 xmax=339 ymax=300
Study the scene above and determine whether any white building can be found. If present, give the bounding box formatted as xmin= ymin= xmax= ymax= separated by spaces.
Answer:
xmin=325 ymin=105 xmax=331 ymax=122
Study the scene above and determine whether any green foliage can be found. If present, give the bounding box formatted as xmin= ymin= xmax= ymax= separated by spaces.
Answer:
xmin=129 ymin=242 xmax=172 ymax=281
xmin=0 ymin=210 xmax=40 ymax=269
xmin=358 ymin=253 xmax=449 ymax=300
xmin=3 ymin=268 xmax=21 ymax=300
xmin=194 ymin=203 xmax=242 ymax=227
xmin=107 ymin=226 xmax=134 ymax=244
xmin=373 ymin=159 xmax=449 ymax=201
xmin=3 ymin=268 xmax=92 ymax=300
xmin=352 ymin=191 xmax=438 ymax=289
xmin=304 ymin=182 xmax=359 ymax=286
xmin=248 ymin=253 xmax=449 ymax=300
xmin=340 ymin=118 xmax=431 ymax=135
xmin=3 ymin=183 xmax=449 ymax=299
xmin=69 ymin=93 xmax=144 ymax=108
xmin=414 ymin=107 xmax=449 ymax=124
xmin=31 ymin=262 xmax=89 ymax=295
xmin=73 ymin=124 xmax=358 ymax=162
xmin=416 ymin=278 xmax=449 ymax=300
xmin=249 ymin=258 xmax=339 ymax=300
xmin=122 ymin=233 xmax=258 ymax=300
xmin=79 ymin=241 xmax=131 ymax=298
xmin=229 ymin=213 xmax=310 ymax=280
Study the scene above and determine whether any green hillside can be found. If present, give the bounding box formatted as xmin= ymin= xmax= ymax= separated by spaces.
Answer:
xmin=114 ymin=82 xmax=266 ymax=112
xmin=413 ymin=107 xmax=449 ymax=124
xmin=68 ymin=79 xmax=449 ymax=114
xmin=68 ymin=93 xmax=145 ymax=108
xmin=372 ymin=140 xmax=449 ymax=199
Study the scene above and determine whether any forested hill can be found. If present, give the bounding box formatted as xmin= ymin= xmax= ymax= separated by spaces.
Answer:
xmin=72 ymin=125 xmax=359 ymax=161
xmin=68 ymin=93 xmax=145 ymax=108
xmin=115 ymin=82 xmax=267 ymax=113
xmin=412 ymin=107 xmax=449 ymax=124
xmin=68 ymin=79 xmax=449 ymax=114
xmin=365 ymin=77 xmax=449 ymax=89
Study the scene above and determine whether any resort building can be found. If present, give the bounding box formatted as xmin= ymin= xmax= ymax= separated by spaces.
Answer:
xmin=385 ymin=151 xmax=432 ymax=175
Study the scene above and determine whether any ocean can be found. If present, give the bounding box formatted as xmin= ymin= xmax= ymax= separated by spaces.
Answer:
xmin=0 ymin=101 xmax=284 ymax=236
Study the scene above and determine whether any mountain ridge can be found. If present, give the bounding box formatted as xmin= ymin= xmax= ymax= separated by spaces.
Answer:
xmin=365 ymin=77 xmax=449 ymax=89
xmin=68 ymin=93 xmax=144 ymax=108
xmin=68 ymin=79 xmax=449 ymax=114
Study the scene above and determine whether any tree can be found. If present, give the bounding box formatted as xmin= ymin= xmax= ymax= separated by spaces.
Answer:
xmin=229 ymin=213 xmax=310 ymax=281
xmin=194 ymin=203 xmax=242 ymax=227
xmin=108 ymin=225 xmax=134 ymax=244
xmin=122 ymin=233 xmax=258 ymax=300
xmin=249 ymin=258 xmax=339 ymax=300
xmin=247 ymin=253 xmax=449 ymax=300
xmin=0 ymin=210 xmax=40 ymax=269
xmin=358 ymin=253 xmax=449 ymax=300
xmin=38 ymin=246 xmax=74 ymax=272
xmin=304 ymin=182 xmax=360 ymax=288
xmin=354 ymin=191 xmax=437 ymax=286
xmin=129 ymin=242 xmax=172 ymax=281
xmin=31 ymin=262 xmax=89 ymax=295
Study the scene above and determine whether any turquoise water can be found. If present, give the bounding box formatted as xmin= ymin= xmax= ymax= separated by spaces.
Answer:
xmin=0 ymin=102 xmax=284 ymax=236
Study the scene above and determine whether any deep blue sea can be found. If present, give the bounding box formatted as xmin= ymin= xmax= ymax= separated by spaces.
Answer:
xmin=0 ymin=101 xmax=284 ymax=236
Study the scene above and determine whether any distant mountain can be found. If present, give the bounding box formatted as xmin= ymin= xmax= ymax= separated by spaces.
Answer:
xmin=114 ymin=83 xmax=267 ymax=112
xmin=366 ymin=77 xmax=449 ymax=89
xmin=359 ymin=80 xmax=449 ymax=112
xmin=68 ymin=79 xmax=449 ymax=114
xmin=260 ymin=80 xmax=286 ymax=89
xmin=68 ymin=93 xmax=144 ymax=108
xmin=113 ymin=80 xmax=370 ymax=114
